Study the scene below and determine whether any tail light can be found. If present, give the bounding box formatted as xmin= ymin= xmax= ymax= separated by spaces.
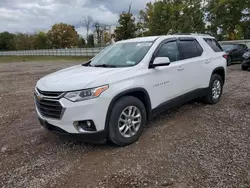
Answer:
xmin=223 ymin=54 xmax=228 ymax=59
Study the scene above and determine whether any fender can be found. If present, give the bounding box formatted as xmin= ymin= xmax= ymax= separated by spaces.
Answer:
xmin=104 ymin=88 xmax=152 ymax=133
xmin=211 ymin=67 xmax=226 ymax=84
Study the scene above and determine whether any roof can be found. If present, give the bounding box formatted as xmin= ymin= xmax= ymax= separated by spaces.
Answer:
xmin=116 ymin=34 xmax=214 ymax=43
xmin=117 ymin=36 xmax=160 ymax=43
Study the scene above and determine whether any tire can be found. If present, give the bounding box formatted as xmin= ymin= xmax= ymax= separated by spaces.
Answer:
xmin=227 ymin=56 xmax=232 ymax=66
xmin=203 ymin=74 xmax=223 ymax=104
xmin=242 ymin=66 xmax=248 ymax=71
xmin=108 ymin=96 xmax=147 ymax=146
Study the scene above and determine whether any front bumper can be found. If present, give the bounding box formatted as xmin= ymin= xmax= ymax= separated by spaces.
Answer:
xmin=35 ymin=97 xmax=111 ymax=139
xmin=38 ymin=117 xmax=106 ymax=142
xmin=242 ymin=60 xmax=250 ymax=67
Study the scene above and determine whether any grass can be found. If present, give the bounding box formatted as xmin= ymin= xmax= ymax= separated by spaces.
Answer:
xmin=0 ymin=56 xmax=91 ymax=63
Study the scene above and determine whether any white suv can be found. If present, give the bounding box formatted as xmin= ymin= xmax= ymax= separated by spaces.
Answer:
xmin=35 ymin=34 xmax=227 ymax=146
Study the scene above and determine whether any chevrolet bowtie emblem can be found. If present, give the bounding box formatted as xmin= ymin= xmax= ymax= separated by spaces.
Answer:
xmin=36 ymin=93 xmax=43 ymax=101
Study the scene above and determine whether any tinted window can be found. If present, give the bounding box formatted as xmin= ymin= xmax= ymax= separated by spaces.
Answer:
xmin=221 ymin=44 xmax=234 ymax=51
xmin=237 ymin=44 xmax=247 ymax=50
xmin=178 ymin=40 xmax=203 ymax=59
xmin=155 ymin=41 xmax=180 ymax=62
xmin=204 ymin=38 xmax=223 ymax=52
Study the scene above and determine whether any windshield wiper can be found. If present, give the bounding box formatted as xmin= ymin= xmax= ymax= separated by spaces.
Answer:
xmin=82 ymin=61 xmax=91 ymax=66
xmin=94 ymin=64 xmax=117 ymax=68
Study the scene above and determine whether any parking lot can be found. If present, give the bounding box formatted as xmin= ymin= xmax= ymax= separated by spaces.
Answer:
xmin=0 ymin=61 xmax=249 ymax=188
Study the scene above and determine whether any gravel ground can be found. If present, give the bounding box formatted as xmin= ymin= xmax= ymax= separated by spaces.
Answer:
xmin=0 ymin=61 xmax=249 ymax=188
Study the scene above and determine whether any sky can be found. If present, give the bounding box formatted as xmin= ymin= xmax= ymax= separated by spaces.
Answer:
xmin=0 ymin=0 xmax=153 ymax=37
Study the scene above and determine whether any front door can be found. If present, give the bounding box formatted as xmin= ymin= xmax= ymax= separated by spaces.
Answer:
xmin=144 ymin=40 xmax=184 ymax=109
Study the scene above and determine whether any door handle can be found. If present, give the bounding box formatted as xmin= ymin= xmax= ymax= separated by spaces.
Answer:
xmin=205 ymin=60 xmax=210 ymax=64
xmin=177 ymin=67 xmax=184 ymax=71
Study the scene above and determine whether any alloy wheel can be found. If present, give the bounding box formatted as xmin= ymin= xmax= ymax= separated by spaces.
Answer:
xmin=118 ymin=106 xmax=142 ymax=138
xmin=212 ymin=80 xmax=221 ymax=100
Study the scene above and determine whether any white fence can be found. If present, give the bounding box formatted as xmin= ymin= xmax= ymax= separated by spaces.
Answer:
xmin=219 ymin=40 xmax=250 ymax=47
xmin=0 ymin=47 xmax=105 ymax=56
xmin=0 ymin=40 xmax=250 ymax=56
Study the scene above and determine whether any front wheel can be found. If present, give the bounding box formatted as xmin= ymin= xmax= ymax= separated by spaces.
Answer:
xmin=108 ymin=96 xmax=147 ymax=146
xmin=203 ymin=74 xmax=223 ymax=104
xmin=242 ymin=66 xmax=248 ymax=71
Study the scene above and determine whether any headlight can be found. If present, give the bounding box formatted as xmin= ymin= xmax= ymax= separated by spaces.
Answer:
xmin=64 ymin=85 xmax=109 ymax=102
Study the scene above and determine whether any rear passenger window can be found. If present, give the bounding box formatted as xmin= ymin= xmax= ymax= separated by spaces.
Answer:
xmin=155 ymin=41 xmax=180 ymax=62
xmin=237 ymin=44 xmax=247 ymax=50
xmin=204 ymin=38 xmax=223 ymax=52
xmin=178 ymin=40 xmax=203 ymax=59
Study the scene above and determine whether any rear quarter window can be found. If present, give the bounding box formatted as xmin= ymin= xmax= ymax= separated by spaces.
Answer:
xmin=204 ymin=38 xmax=223 ymax=52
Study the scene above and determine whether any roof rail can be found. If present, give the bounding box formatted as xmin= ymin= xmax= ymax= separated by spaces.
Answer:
xmin=171 ymin=33 xmax=211 ymax=36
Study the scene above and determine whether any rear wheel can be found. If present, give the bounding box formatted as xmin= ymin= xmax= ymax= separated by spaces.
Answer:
xmin=108 ymin=96 xmax=147 ymax=146
xmin=203 ymin=74 xmax=223 ymax=104
xmin=227 ymin=56 xmax=232 ymax=66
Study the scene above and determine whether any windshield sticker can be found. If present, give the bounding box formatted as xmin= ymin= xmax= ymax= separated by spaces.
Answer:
xmin=136 ymin=43 xmax=152 ymax=47
xmin=126 ymin=61 xmax=136 ymax=65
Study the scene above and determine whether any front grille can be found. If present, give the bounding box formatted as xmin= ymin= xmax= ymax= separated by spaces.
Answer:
xmin=36 ymin=88 xmax=64 ymax=98
xmin=35 ymin=95 xmax=63 ymax=119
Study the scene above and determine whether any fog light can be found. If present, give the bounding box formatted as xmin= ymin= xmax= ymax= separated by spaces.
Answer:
xmin=76 ymin=120 xmax=96 ymax=132
xmin=86 ymin=121 xmax=91 ymax=127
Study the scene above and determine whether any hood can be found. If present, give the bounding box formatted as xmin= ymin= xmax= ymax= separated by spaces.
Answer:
xmin=37 ymin=65 xmax=130 ymax=91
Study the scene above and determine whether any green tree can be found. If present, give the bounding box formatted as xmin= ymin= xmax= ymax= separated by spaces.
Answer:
xmin=242 ymin=21 xmax=250 ymax=39
xmin=137 ymin=3 xmax=154 ymax=36
xmin=87 ymin=34 xmax=94 ymax=47
xmin=14 ymin=33 xmax=34 ymax=50
xmin=78 ymin=36 xmax=86 ymax=48
xmin=33 ymin=31 xmax=49 ymax=49
xmin=47 ymin=23 xmax=79 ymax=48
xmin=114 ymin=10 xmax=137 ymax=41
xmin=103 ymin=31 xmax=111 ymax=45
xmin=0 ymin=32 xmax=15 ymax=50
xmin=138 ymin=0 xmax=206 ymax=36
xmin=206 ymin=0 xmax=250 ymax=40
xmin=177 ymin=0 xmax=206 ymax=33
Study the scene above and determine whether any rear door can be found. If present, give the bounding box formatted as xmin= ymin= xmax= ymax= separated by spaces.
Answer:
xmin=176 ymin=37 xmax=205 ymax=92
xmin=202 ymin=38 xmax=226 ymax=87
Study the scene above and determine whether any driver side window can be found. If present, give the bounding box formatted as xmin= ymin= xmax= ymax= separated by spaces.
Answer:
xmin=155 ymin=41 xmax=180 ymax=62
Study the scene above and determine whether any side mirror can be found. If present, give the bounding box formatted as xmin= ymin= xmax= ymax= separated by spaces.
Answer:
xmin=150 ymin=57 xmax=171 ymax=68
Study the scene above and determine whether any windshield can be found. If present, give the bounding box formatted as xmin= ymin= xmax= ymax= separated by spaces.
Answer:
xmin=89 ymin=42 xmax=153 ymax=67
xmin=221 ymin=44 xmax=234 ymax=51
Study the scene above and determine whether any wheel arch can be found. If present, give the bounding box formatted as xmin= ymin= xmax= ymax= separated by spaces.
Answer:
xmin=212 ymin=67 xmax=225 ymax=84
xmin=104 ymin=88 xmax=152 ymax=132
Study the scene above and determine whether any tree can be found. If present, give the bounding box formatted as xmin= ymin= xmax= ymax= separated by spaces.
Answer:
xmin=206 ymin=0 xmax=250 ymax=40
xmin=176 ymin=0 xmax=206 ymax=33
xmin=0 ymin=32 xmax=15 ymax=50
xmin=242 ymin=21 xmax=250 ymax=39
xmin=103 ymin=31 xmax=111 ymax=45
xmin=87 ymin=34 xmax=94 ymax=47
xmin=138 ymin=0 xmax=206 ymax=36
xmin=33 ymin=31 xmax=49 ymax=49
xmin=82 ymin=16 xmax=93 ymax=40
xmin=14 ymin=33 xmax=34 ymax=50
xmin=94 ymin=22 xmax=105 ymax=45
xmin=114 ymin=12 xmax=137 ymax=41
xmin=78 ymin=36 xmax=86 ymax=48
xmin=47 ymin=23 xmax=79 ymax=48
xmin=114 ymin=4 xmax=137 ymax=41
